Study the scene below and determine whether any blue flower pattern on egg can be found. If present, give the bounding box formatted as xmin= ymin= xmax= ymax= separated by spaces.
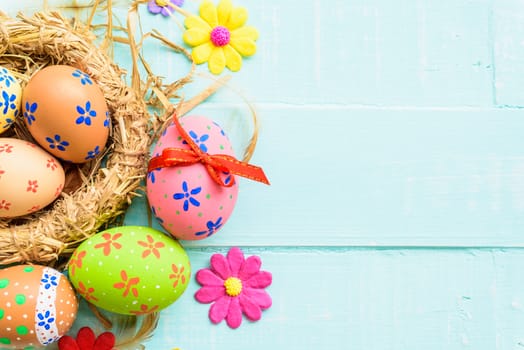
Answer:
xmin=183 ymin=130 xmax=209 ymax=152
xmin=147 ymin=152 xmax=161 ymax=183
xmin=72 ymin=69 xmax=93 ymax=85
xmin=213 ymin=121 xmax=227 ymax=137
xmin=222 ymin=172 xmax=233 ymax=186
xmin=104 ymin=110 xmax=110 ymax=128
xmin=46 ymin=134 xmax=70 ymax=152
xmin=24 ymin=101 xmax=38 ymax=125
xmin=37 ymin=310 xmax=55 ymax=331
xmin=173 ymin=181 xmax=201 ymax=211
xmin=41 ymin=273 xmax=58 ymax=289
xmin=0 ymin=91 xmax=17 ymax=115
xmin=76 ymin=101 xmax=97 ymax=126
xmin=2 ymin=118 xmax=13 ymax=130
xmin=151 ymin=206 xmax=164 ymax=224
xmin=195 ymin=217 xmax=223 ymax=237
xmin=0 ymin=68 xmax=15 ymax=88
xmin=85 ymin=145 xmax=101 ymax=160
xmin=42 ymin=336 xmax=60 ymax=346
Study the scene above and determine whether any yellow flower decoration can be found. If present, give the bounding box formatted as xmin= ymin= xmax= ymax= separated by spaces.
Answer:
xmin=183 ymin=0 xmax=259 ymax=74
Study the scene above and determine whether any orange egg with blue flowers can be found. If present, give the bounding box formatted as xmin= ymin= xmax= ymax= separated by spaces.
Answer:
xmin=22 ymin=65 xmax=110 ymax=163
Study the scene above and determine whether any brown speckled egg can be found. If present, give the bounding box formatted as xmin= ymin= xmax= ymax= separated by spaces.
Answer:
xmin=22 ymin=65 xmax=110 ymax=163
xmin=0 ymin=265 xmax=78 ymax=349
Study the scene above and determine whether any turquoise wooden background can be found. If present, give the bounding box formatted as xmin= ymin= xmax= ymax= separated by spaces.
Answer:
xmin=5 ymin=0 xmax=524 ymax=349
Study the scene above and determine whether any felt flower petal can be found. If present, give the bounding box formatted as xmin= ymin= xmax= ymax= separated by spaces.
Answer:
xmin=245 ymin=270 xmax=272 ymax=289
xmin=147 ymin=1 xmax=162 ymax=14
xmin=226 ymin=6 xmax=248 ymax=30
xmin=195 ymin=286 xmax=226 ymax=303
xmin=192 ymin=42 xmax=214 ymax=64
xmin=76 ymin=327 xmax=96 ymax=349
xmin=227 ymin=246 xmax=244 ymax=276
xmin=239 ymin=255 xmax=261 ymax=280
xmin=217 ymin=0 xmax=233 ymax=25
xmin=224 ymin=45 xmax=242 ymax=72
xmin=184 ymin=15 xmax=212 ymax=31
xmin=183 ymin=28 xmax=212 ymax=47
xmin=93 ymin=332 xmax=116 ymax=350
xmin=58 ymin=336 xmax=80 ymax=350
xmin=211 ymin=251 xmax=232 ymax=279
xmin=231 ymin=26 xmax=259 ymax=41
xmin=230 ymin=37 xmax=257 ymax=57
xmin=196 ymin=268 xmax=224 ymax=286
xmin=160 ymin=6 xmax=173 ymax=16
xmin=200 ymin=1 xmax=219 ymax=27
xmin=243 ymin=287 xmax=272 ymax=309
xmin=226 ymin=297 xmax=243 ymax=329
xmin=209 ymin=295 xmax=231 ymax=324
xmin=208 ymin=47 xmax=227 ymax=74
xmin=239 ymin=293 xmax=262 ymax=321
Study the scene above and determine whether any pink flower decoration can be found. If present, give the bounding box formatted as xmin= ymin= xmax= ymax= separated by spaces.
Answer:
xmin=194 ymin=247 xmax=272 ymax=329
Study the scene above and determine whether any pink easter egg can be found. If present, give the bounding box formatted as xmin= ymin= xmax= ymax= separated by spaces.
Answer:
xmin=146 ymin=115 xmax=239 ymax=240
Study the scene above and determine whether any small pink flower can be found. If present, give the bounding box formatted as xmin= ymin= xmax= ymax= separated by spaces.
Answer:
xmin=26 ymin=179 xmax=38 ymax=193
xmin=194 ymin=247 xmax=272 ymax=329
xmin=47 ymin=158 xmax=58 ymax=171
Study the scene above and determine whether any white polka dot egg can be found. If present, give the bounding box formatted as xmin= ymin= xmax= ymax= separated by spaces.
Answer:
xmin=0 ymin=265 xmax=78 ymax=349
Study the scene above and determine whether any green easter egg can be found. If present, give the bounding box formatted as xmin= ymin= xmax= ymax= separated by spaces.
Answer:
xmin=67 ymin=226 xmax=191 ymax=315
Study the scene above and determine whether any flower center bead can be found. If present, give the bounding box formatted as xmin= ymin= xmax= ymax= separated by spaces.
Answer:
xmin=224 ymin=277 xmax=242 ymax=297
xmin=155 ymin=0 xmax=168 ymax=6
xmin=210 ymin=26 xmax=231 ymax=47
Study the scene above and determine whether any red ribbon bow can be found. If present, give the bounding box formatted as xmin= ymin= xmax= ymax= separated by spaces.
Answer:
xmin=148 ymin=116 xmax=270 ymax=187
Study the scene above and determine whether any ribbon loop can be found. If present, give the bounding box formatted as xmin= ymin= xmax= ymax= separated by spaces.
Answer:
xmin=147 ymin=116 xmax=270 ymax=187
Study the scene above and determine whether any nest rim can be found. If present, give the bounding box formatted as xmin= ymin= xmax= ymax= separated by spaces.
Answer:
xmin=0 ymin=11 xmax=152 ymax=266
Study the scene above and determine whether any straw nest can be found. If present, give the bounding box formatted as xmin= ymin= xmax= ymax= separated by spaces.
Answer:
xmin=0 ymin=11 xmax=153 ymax=265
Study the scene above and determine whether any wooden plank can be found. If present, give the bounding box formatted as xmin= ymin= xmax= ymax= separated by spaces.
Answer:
xmin=493 ymin=0 xmax=524 ymax=106
xmin=133 ymin=248 xmax=524 ymax=350
xmin=125 ymin=105 xmax=524 ymax=247
xmin=103 ymin=0 xmax=494 ymax=107
xmin=4 ymin=0 xmax=495 ymax=107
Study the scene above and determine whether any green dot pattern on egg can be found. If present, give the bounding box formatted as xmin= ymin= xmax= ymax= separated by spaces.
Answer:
xmin=16 ymin=325 xmax=28 ymax=335
xmin=0 ymin=337 xmax=11 ymax=344
xmin=68 ymin=226 xmax=191 ymax=315
xmin=15 ymin=294 xmax=26 ymax=305
xmin=0 ymin=279 xmax=8 ymax=288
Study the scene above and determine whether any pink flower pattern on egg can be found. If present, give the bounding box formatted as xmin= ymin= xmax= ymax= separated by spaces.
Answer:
xmin=146 ymin=115 xmax=239 ymax=241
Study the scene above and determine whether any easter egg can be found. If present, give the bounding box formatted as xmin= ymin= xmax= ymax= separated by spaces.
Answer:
xmin=0 ymin=265 xmax=78 ymax=349
xmin=22 ymin=65 xmax=110 ymax=163
xmin=0 ymin=138 xmax=65 ymax=218
xmin=146 ymin=115 xmax=239 ymax=240
xmin=0 ymin=66 xmax=22 ymax=134
xmin=68 ymin=226 xmax=191 ymax=315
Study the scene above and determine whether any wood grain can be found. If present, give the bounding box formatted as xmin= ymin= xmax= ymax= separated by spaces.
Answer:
xmin=3 ymin=1 xmax=524 ymax=350
xmin=125 ymin=105 xmax=524 ymax=247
